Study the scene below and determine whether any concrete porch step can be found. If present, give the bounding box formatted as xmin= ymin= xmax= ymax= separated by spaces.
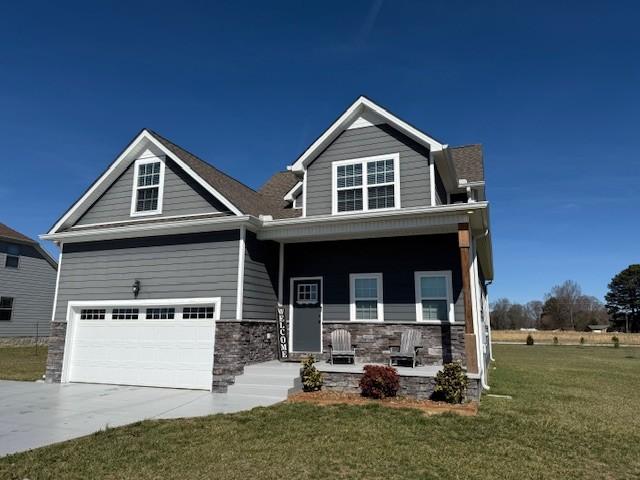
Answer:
xmin=227 ymin=383 xmax=295 ymax=397
xmin=226 ymin=360 xmax=303 ymax=399
xmin=234 ymin=373 xmax=302 ymax=388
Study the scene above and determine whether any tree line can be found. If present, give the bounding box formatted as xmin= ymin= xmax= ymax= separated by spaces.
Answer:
xmin=491 ymin=265 xmax=640 ymax=332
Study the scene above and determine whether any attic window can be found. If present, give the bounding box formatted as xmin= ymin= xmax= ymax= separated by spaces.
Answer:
xmin=332 ymin=154 xmax=400 ymax=214
xmin=131 ymin=158 xmax=165 ymax=216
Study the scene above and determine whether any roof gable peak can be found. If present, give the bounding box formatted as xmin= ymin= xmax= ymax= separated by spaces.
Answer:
xmin=289 ymin=96 xmax=445 ymax=173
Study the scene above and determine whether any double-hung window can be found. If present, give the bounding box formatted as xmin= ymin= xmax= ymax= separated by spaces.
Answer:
xmin=333 ymin=154 xmax=400 ymax=214
xmin=415 ymin=271 xmax=454 ymax=323
xmin=5 ymin=244 xmax=19 ymax=269
xmin=0 ymin=297 xmax=13 ymax=321
xmin=350 ymin=273 xmax=384 ymax=321
xmin=131 ymin=158 xmax=165 ymax=216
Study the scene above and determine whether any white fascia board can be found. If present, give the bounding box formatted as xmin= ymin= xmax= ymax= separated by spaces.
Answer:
xmin=289 ymin=96 xmax=445 ymax=173
xmin=283 ymin=181 xmax=303 ymax=202
xmin=48 ymin=130 xmax=150 ymax=234
xmin=47 ymin=130 xmax=243 ymax=235
xmin=41 ymin=215 xmax=258 ymax=243
xmin=258 ymin=203 xmax=489 ymax=243
xmin=263 ymin=202 xmax=488 ymax=229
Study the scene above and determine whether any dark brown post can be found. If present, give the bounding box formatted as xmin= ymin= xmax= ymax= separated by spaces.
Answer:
xmin=458 ymin=223 xmax=478 ymax=374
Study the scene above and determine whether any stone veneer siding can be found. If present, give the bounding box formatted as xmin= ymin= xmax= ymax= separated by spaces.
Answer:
xmin=321 ymin=371 xmax=481 ymax=401
xmin=45 ymin=321 xmax=67 ymax=383
xmin=320 ymin=322 xmax=466 ymax=367
xmin=211 ymin=320 xmax=277 ymax=392
xmin=45 ymin=319 xmax=277 ymax=390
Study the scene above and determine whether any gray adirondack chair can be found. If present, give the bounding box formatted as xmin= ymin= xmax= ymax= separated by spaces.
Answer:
xmin=329 ymin=329 xmax=356 ymax=365
xmin=389 ymin=330 xmax=423 ymax=367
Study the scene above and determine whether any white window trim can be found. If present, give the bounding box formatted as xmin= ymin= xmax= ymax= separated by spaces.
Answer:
xmin=296 ymin=282 xmax=319 ymax=305
xmin=331 ymin=153 xmax=401 ymax=215
xmin=414 ymin=270 xmax=455 ymax=324
xmin=130 ymin=156 xmax=166 ymax=217
xmin=349 ymin=273 xmax=384 ymax=322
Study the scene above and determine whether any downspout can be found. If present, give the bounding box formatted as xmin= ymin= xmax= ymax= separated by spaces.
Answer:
xmin=473 ymin=229 xmax=491 ymax=390
xmin=475 ymin=229 xmax=494 ymax=362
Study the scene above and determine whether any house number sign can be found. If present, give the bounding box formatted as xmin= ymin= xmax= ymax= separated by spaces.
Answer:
xmin=276 ymin=306 xmax=288 ymax=360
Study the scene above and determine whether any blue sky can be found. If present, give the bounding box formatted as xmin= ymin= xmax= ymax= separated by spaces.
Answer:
xmin=0 ymin=1 xmax=638 ymax=304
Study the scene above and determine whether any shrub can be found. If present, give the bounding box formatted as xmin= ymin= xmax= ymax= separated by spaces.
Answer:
xmin=612 ymin=336 xmax=620 ymax=348
xmin=526 ymin=334 xmax=534 ymax=346
xmin=301 ymin=356 xmax=323 ymax=392
xmin=359 ymin=365 xmax=400 ymax=399
xmin=553 ymin=336 xmax=559 ymax=345
xmin=432 ymin=362 xmax=468 ymax=404
xmin=580 ymin=337 xmax=585 ymax=345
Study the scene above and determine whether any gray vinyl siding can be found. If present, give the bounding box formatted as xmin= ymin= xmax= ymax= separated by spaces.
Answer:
xmin=0 ymin=242 xmax=57 ymax=337
xmin=283 ymin=234 xmax=463 ymax=323
xmin=305 ymin=124 xmax=431 ymax=216
xmin=76 ymin=158 xmax=231 ymax=226
xmin=242 ymin=231 xmax=279 ymax=320
xmin=434 ymin=164 xmax=447 ymax=205
xmin=54 ymin=231 xmax=240 ymax=322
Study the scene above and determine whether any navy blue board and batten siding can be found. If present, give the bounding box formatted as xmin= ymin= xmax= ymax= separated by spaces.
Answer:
xmin=283 ymin=234 xmax=464 ymax=323
xmin=304 ymin=124 xmax=432 ymax=216
xmin=76 ymin=157 xmax=232 ymax=226
xmin=54 ymin=230 xmax=240 ymax=322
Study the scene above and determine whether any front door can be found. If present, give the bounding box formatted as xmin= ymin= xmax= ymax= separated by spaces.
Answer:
xmin=291 ymin=278 xmax=322 ymax=352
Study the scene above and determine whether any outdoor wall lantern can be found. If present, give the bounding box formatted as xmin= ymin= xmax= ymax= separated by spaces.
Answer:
xmin=132 ymin=280 xmax=141 ymax=298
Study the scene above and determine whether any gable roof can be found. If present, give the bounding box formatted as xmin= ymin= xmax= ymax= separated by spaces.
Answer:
xmin=1 ymin=223 xmax=58 ymax=268
xmin=147 ymin=130 xmax=268 ymax=217
xmin=0 ymin=223 xmax=36 ymax=244
xmin=48 ymin=129 xmax=305 ymax=234
xmin=450 ymin=144 xmax=484 ymax=183
xmin=149 ymin=132 xmax=302 ymax=219
xmin=289 ymin=96 xmax=445 ymax=173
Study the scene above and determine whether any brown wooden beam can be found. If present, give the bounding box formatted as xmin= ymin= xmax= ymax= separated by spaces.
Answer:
xmin=458 ymin=222 xmax=478 ymax=373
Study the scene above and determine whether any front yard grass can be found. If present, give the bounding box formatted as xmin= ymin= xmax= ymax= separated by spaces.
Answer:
xmin=2 ymin=344 xmax=640 ymax=479
xmin=0 ymin=346 xmax=47 ymax=381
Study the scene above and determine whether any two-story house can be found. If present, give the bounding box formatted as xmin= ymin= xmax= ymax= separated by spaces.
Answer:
xmin=42 ymin=97 xmax=493 ymax=396
xmin=0 ymin=223 xmax=57 ymax=339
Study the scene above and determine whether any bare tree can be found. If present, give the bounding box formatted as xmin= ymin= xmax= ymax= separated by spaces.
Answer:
xmin=545 ymin=280 xmax=583 ymax=330
xmin=526 ymin=300 xmax=544 ymax=328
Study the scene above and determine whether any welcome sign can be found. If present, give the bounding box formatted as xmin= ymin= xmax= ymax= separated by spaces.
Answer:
xmin=276 ymin=306 xmax=288 ymax=360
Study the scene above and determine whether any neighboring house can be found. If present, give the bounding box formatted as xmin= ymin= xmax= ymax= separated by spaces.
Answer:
xmin=586 ymin=324 xmax=610 ymax=333
xmin=0 ymin=223 xmax=58 ymax=338
xmin=42 ymin=96 xmax=494 ymax=393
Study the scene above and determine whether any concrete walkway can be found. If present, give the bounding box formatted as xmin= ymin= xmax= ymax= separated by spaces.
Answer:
xmin=0 ymin=380 xmax=283 ymax=457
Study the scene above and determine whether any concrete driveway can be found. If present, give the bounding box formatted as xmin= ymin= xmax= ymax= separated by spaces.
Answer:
xmin=0 ymin=380 xmax=282 ymax=457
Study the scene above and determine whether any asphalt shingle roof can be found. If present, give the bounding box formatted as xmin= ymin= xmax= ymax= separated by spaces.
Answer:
xmin=0 ymin=223 xmax=36 ymax=244
xmin=450 ymin=144 xmax=484 ymax=183
xmin=149 ymin=131 xmax=301 ymax=219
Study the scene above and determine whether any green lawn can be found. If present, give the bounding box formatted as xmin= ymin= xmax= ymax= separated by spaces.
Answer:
xmin=0 ymin=346 xmax=47 ymax=381
xmin=2 ymin=345 xmax=640 ymax=479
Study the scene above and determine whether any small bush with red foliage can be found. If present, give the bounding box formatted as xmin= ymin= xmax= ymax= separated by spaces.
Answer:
xmin=359 ymin=365 xmax=400 ymax=399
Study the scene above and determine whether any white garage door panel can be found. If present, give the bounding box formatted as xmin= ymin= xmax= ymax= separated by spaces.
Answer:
xmin=68 ymin=318 xmax=215 ymax=390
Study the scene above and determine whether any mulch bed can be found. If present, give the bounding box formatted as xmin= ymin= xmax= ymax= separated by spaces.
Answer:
xmin=288 ymin=391 xmax=478 ymax=416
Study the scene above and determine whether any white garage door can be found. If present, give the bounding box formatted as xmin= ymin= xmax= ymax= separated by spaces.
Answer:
xmin=62 ymin=299 xmax=219 ymax=390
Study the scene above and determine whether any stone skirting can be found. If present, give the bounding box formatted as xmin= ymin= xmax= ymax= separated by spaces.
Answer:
xmin=0 ymin=337 xmax=49 ymax=346
xmin=320 ymin=322 xmax=466 ymax=367
xmin=211 ymin=320 xmax=278 ymax=392
xmin=321 ymin=370 xmax=481 ymax=401
xmin=45 ymin=321 xmax=67 ymax=383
